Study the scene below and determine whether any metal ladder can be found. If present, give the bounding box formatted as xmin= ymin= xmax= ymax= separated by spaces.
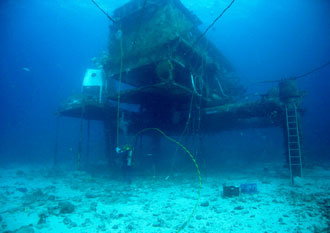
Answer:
xmin=285 ymin=105 xmax=303 ymax=183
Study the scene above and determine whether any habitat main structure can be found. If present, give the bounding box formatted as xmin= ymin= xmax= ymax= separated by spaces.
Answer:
xmin=59 ymin=0 xmax=304 ymax=181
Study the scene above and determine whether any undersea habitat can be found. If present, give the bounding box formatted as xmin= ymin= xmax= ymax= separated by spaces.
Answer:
xmin=0 ymin=0 xmax=329 ymax=232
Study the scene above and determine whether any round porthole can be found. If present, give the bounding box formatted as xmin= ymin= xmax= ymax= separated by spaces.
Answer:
xmin=91 ymin=73 xmax=97 ymax=77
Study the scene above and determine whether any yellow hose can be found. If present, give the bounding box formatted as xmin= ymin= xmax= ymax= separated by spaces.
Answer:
xmin=116 ymin=28 xmax=124 ymax=148
xmin=133 ymin=128 xmax=202 ymax=233
xmin=114 ymin=25 xmax=201 ymax=233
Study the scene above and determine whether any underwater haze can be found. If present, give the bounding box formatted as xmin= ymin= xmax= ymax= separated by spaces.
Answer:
xmin=0 ymin=0 xmax=329 ymax=232
xmin=1 ymin=0 xmax=329 ymax=163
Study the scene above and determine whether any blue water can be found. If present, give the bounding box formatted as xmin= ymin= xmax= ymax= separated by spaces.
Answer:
xmin=0 ymin=0 xmax=329 ymax=165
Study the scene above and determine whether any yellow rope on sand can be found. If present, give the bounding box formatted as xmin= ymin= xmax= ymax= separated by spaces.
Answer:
xmin=133 ymin=128 xmax=202 ymax=233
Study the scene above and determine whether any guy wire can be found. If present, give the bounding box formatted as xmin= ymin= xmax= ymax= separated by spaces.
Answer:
xmin=256 ymin=60 xmax=330 ymax=84
xmin=193 ymin=0 xmax=235 ymax=47
xmin=90 ymin=0 xmax=116 ymax=23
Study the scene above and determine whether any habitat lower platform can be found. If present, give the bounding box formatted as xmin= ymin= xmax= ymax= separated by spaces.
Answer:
xmin=57 ymin=96 xmax=118 ymax=121
xmin=58 ymin=103 xmax=111 ymax=121
xmin=59 ymin=94 xmax=285 ymax=134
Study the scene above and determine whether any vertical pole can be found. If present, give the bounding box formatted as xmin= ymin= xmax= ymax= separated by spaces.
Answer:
xmin=116 ymin=29 xmax=124 ymax=148
xmin=86 ymin=120 xmax=90 ymax=166
xmin=104 ymin=120 xmax=116 ymax=168
xmin=297 ymin=109 xmax=304 ymax=173
xmin=104 ymin=120 xmax=110 ymax=165
xmin=285 ymin=105 xmax=293 ymax=184
xmin=151 ymin=133 xmax=161 ymax=177
xmin=282 ymin=124 xmax=289 ymax=168
xmin=77 ymin=104 xmax=85 ymax=170
xmin=135 ymin=134 xmax=143 ymax=167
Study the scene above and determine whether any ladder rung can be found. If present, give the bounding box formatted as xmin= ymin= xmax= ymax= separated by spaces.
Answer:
xmin=290 ymin=156 xmax=301 ymax=158
xmin=289 ymin=142 xmax=298 ymax=144
xmin=289 ymin=144 xmax=299 ymax=147
xmin=288 ymin=127 xmax=297 ymax=130
xmin=290 ymin=164 xmax=302 ymax=166
xmin=289 ymin=148 xmax=300 ymax=151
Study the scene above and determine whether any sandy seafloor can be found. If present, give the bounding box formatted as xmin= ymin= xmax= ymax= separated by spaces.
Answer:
xmin=0 ymin=163 xmax=329 ymax=233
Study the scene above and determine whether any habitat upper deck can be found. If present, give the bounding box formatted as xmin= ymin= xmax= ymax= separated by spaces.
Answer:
xmin=104 ymin=0 xmax=242 ymax=106
xmin=112 ymin=0 xmax=202 ymax=26
xmin=106 ymin=0 xmax=234 ymax=76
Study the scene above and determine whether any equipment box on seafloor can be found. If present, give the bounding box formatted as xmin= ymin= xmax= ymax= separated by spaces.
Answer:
xmin=222 ymin=185 xmax=240 ymax=197
xmin=240 ymin=183 xmax=258 ymax=194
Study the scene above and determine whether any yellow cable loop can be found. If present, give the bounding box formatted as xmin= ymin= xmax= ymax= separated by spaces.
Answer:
xmin=133 ymin=128 xmax=202 ymax=233
xmin=116 ymin=29 xmax=124 ymax=148
xmin=110 ymin=5 xmax=202 ymax=231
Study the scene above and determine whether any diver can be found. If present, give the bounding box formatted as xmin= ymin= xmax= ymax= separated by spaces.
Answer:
xmin=116 ymin=144 xmax=134 ymax=184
